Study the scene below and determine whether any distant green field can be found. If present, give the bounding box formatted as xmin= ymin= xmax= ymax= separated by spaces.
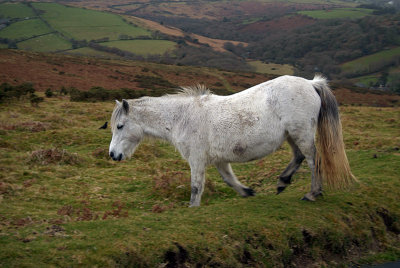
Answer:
xmin=299 ymin=8 xmax=373 ymax=19
xmin=354 ymin=66 xmax=400 ymax=87
xmin=248 ymin=60 xmax=294 ymax=75
xmin=32 ymin=3 xmax=151 ymax=41
xmin=18 ymin=33 xmax=72 ymax=52
xmin=0 ymin=2 xmax=35 ymax=19
xmin=356 ymin=74 xmax=381 ymax=87
xmin=342 ymin=47 xmax=400 ymax=75
xmin=0 ymin=19 xmax=52 ymax=40
xmin=67 ymin=47 xmax=122 ymax=58
xmin=101 ymin=40 xmax=177 ymax=56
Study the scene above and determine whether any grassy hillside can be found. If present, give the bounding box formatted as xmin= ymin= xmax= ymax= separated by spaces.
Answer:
xmin=31 ymin=3 xmax=151 ymax=41
xmin=1 ymin=49 xmax=399 ymax=106
xmin=101 ymin=40 xmax=176 ymax=56
xmin=18 ymin=33 xmax=72 ymax=52
xmin=0 ymin=2 xmax=177 ymax=57
xmin=298 ymin=8 xmax=373 ymax=19
xmin=247 ymin=61 xmax=294 ymax=75
xmin=0 ymin=19 xmax=52 ymax=40
xmin=0 ymin=90 xmax=399 ymax=267
xmin=342 ymin=47 xmax=400 ymax=76
xmin=0 ymin=2 xmax=35 ymax=18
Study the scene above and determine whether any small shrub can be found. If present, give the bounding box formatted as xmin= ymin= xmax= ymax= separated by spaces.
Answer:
xmin=30 ymin=94 xmax=44 ymax=107
xmin=59 ymin=86 xmax=68 ymax=95
xmin=45 ymin=88 xmax=53 ymax=98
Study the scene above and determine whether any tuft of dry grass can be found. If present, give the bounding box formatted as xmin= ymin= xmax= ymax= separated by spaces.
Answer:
xmin=0 ymin=121 xmax=50 ymax=132
xmin=28 ymin=148 xmax=80 ymax=165
xmin=91 ymin=147 xmax=109 ymax=159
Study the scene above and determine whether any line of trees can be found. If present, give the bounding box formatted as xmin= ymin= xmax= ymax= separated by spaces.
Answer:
xmin=0 ymin=82 xmax=43 ymax=106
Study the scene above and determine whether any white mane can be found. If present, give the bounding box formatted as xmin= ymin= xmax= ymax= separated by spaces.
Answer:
xmin=175 ymin=84 xmax=212 ymax=96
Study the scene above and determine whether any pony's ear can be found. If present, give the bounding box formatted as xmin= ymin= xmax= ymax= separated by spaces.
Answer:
xmin=122 ymin=99 xmax=129 ymax=114
xmin=115 ymin=100 xmax=121 ymax=105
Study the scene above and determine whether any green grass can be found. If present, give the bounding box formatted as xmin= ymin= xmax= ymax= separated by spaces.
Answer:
xmin=0 ymin=2 xmax=35 ymax=19
xmin=17 ymin=33 xmax=72 ymax=52
xmin=0 ymin=19 xmax=53 ymax=40
xmin=32 ymin=3 xmax=151 ymax=41
xmin=355 ymin=73 xmax=381 ymax=87
xmin=299 ymin=8 xmax=373 ymax=19
xmin=66 ymin=47 xmax=122 ymax=58
xmin=342 ymin=47 xmax=400 ymax=75
xmin=0 ymin=93 xmax=399 ymax=266
xmin=248 ymin=60 xmax=294 ymax=75
xmin=352 ymin=66 xmax=400 ymax=88
xmin=101 ymin=40 xmax=177 ymax=56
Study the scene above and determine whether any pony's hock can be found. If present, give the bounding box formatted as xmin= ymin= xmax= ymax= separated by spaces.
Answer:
xmin=109 ymin=75 xmax=356 ymax=207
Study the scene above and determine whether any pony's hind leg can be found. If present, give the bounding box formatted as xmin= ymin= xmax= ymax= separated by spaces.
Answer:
xmin=216 ymin=162 xmax=255 ymax=197
xmin=277 ymin=137 xmax=305 ymax=194
xmin=301 ymin=155 xmax=323 ymax=201
xmin=293 ymin=136 xmax=323 ymax=201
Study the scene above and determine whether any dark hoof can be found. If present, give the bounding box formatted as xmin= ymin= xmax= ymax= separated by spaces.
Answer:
xmin=276 ymin=186 xmax=286 ymax=195
xmin=301 ymin=193 xmax=316 ymax=202
xmin=243 ymin=188 xmax=255 ymax=197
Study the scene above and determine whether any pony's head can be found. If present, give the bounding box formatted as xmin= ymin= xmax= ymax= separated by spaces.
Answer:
xmin=109 ymin=100 xmax=143 ymax=161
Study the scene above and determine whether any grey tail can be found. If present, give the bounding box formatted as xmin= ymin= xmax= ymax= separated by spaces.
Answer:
xmin=311 ymin=75 xmax=356 ymax=189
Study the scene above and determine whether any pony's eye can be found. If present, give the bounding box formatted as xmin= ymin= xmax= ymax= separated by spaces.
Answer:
xmin=117 ymin=124 xmax=124 ymax=130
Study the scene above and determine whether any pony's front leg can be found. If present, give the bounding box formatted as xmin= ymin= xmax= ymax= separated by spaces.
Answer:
xmin=189 ymin=162 xmax=206 ymax=207
xmin=216 ymin=162 xmax=255 ymax=197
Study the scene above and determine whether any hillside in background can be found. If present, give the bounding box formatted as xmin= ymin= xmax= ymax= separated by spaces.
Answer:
xmin=0 ymin=49 xmax=399 ymax=107
xmin=1 ymin=0 xmax=399 ymax=92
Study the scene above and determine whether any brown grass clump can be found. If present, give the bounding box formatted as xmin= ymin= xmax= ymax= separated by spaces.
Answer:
xmin=56 ymin=200 xmax=128 ymax=222
xmin=151 ymin=203 xmax=175 ymax=213
xmin=152 ymin=169 xmax=217 ymax=202
xmin=152 ymin=170 xmax=191 ymax=201
xmin=0 ymin=121 xmax=50 ymax=132
xmin=92 ymin=148 xmax=109 ymax=159
xmin=28 ymin=148 xmax=80 ymax=165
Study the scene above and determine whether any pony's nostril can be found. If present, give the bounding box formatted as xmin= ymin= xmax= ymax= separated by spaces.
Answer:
xmin=110 ymin=151 xmax=114 ymax=158
xmin=117 ymin=154 xmax=123 ymax=161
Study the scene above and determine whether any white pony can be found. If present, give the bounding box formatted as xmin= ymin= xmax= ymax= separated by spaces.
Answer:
xmin=109 ymin=75 xmax=355 ymax=207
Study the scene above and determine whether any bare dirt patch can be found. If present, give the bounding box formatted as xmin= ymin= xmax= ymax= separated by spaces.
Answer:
xmin=125 ymin=15 xmax=248 ymax=53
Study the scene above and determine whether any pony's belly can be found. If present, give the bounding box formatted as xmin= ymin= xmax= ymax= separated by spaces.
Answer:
xmin=210 ymin=136 xmax=285 ymax=164
xmin=232 ymin=141 xmax=280 ymax=162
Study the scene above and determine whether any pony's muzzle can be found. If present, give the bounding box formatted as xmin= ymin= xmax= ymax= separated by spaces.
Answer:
xmin=109 ymin=151 xmax=123 ymax=161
